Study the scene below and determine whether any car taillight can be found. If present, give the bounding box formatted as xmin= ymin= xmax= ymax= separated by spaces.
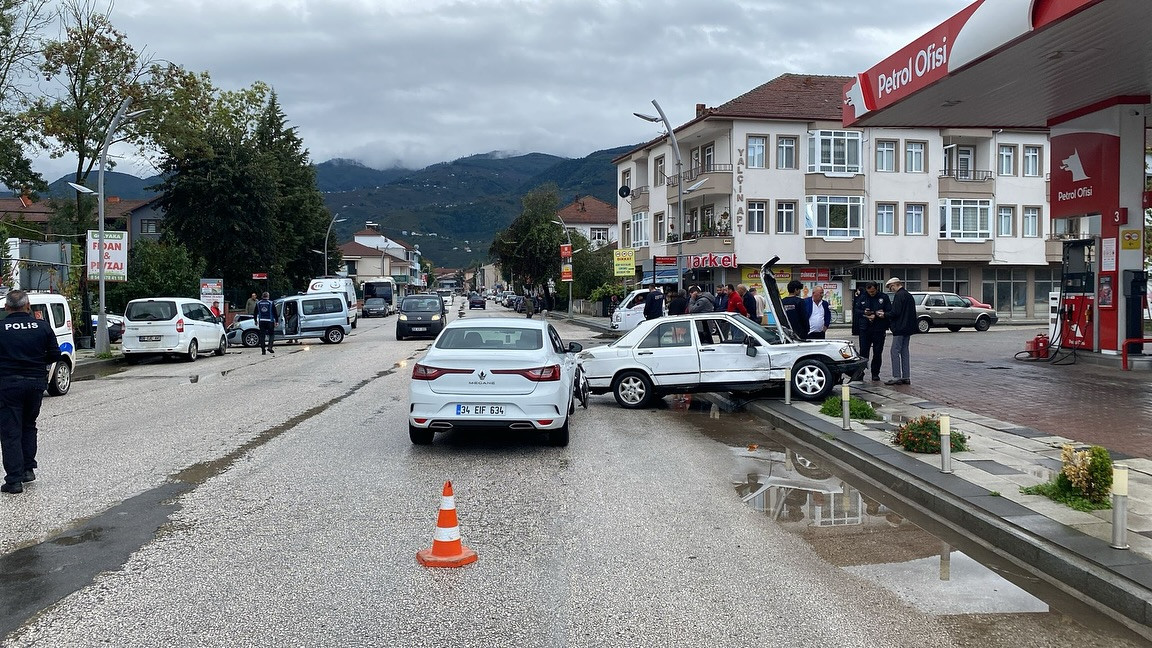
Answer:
xmin=412 ymin=364 xmax=473 ymax=380
xmin=176 ymin=318 xmax=184 ymax=333
xmin=492 ymin=365 xmax=561 ymax=382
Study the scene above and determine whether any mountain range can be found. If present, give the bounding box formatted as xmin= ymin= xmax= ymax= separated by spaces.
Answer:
xmin=43 ymin=145 xmax=634 ymax=269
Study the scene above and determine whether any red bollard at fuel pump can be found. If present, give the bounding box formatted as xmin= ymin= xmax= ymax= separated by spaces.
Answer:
xmin=1025 ymin=333 xmax=1049 ymax=359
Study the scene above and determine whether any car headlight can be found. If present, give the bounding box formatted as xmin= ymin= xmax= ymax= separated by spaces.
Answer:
xmin=398 ymin=314 xmax=408 ymax=321
xmin=432 ymin=314 xmax=441 ymax=321
xmin=839 ymin=345 xmax=855 ymax=359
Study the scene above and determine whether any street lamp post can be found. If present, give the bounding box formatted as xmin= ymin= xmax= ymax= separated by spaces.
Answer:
xmin=68 ymin=97 xmax=149 ymax=355
xmin=552 ymin=217 xmax=574 ymax=316
xmin=323 ymin=213 xmax=346 ymax=275
xmin=635 ymin=100 xmax=683 ymax=294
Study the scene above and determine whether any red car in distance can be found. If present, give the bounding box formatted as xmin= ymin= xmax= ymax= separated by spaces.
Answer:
xmin=961 ymin=296 xmax=993 ymax=309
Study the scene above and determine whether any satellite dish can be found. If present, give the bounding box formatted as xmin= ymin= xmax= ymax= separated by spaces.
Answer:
xmin=618 ymin=186 xmax=631 ymax=198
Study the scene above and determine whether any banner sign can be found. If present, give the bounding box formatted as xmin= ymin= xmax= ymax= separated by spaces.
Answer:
xmin=86 ymin=230 xmax=128 ymax=282
xmin=560 ymin=262 xmax=573 ymax=282
xmin=252 ymin=272 xmax=268 ymax=280
xmin=613 ymin=249 xmax=635 ymax=277
xmin=799 ymin=267 xmax=831 ymax=281
xmin=200 ymin=278 xmax=224 ymax=317
xmin=653 ymin=256 xmax=676 ymax=266
xmin=560 ymin=244 xmax=572 ymax=258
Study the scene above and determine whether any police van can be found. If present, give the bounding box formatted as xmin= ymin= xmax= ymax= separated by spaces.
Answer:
xmin=0 ymin=292 xmax=76 ymax=396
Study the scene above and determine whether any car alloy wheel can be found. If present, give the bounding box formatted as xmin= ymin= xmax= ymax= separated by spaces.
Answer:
xmin=242 ymin=330 xmax=260 ymax=348
xmin=975 ymin=316 xmax=991 ymax=332
xmin=791 ymin=358 xmax=832 ymax=400
xmin=216 ymin=336 xmax=227 ymax=356
xmin=613 ymin=370 xmax=654 ymax=409
xmin=186 ymin=340 xmax=198 ymax=362
xmin=917 ymin=318 xmax=931 ymax=334
xmin=47 ymin=362 xmax=71 ymax=396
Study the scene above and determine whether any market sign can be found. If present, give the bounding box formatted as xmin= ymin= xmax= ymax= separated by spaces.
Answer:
xmin=86 ymin=230 xmax=128 ymax=282
xmin=799 ymin=267 xmax=831 ymax=281
xmin=684 ymin=253 xmax=737 ymax=269
xmin=613 ymin=249 xmax=635 ymax=277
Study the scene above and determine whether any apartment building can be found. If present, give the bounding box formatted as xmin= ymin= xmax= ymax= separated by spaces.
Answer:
xmin=614 ymin=74 xmax=1057 ymax=321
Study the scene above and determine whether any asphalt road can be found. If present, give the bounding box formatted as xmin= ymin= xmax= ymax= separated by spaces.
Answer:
xmin=0 ymin=307 xmax=1143 ymax=647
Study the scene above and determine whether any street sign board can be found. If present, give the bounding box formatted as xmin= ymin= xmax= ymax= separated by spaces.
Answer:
xmin=561 ymin=261 xmax=572 ymax=281
xmin=613 ymin=249 xmax=635 ymax=277
xmin=252 ymin=273 xmax=268 ymax=280
xmin=560 ymin=244 xmax=572 ymax=258
xmin=654 ymin=256 xmax=676 ymax=266
xmin=86 ymin=230 xmax=128 ymax=282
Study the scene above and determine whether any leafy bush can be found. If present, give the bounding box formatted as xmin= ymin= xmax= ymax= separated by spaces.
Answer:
xmin=1021 ymin=445 xmax=1112 ymax=511
xmin=890 ymin=415 xmax=967 ymax=454
xmin=819 ymin=395 xmax=881 ymax=420
xmin=589 ymin=282 xmax=627 ymax=302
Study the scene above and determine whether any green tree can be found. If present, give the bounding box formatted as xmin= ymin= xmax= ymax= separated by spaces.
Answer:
xmin=0 ymin=0 xmax=51 ymax=194
xmin=490 ymin=185 xmax=564 ymax=304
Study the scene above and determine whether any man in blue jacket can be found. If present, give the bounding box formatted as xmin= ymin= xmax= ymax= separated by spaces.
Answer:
xmin=801 ymin=286 xmax=833 ymax=339
xmin=853 ymin=281 xmax=892 ymax=381
xmin=255 ymin=292 xmax=278 ymax=355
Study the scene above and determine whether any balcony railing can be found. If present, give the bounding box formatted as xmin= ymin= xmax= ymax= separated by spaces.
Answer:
xmin=666 ymin=163 xmax=735 ymax=186
xmin=667 ymin=222 xmax=732 ymax=242
xmin=939 ymin=169 xmax=993 ymax=181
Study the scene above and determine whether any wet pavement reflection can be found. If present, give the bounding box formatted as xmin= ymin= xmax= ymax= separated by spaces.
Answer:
xmin=671 ymin=395 xmax=1151 ymax=646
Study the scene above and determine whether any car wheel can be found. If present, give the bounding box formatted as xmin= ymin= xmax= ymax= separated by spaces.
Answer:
xmin=612 ymin=370 xmax=654 ymax=409
xmin=917 ymin=318 xmax=931 ymax=334
xmin=974 ymin=316 xmax=991 ymax=332
xmin=792 ymin=358 xmax=833 ymax=401
xmin=215 ymin=336 xmax=227 ymax=356
xmin=242 ymin=330 xmax=260 ymax=348
xmin=947 ymin=325 xmax=962 ymax=332
xmin=549 ymin=416 xmax=570 ymax=447
xmin=396 ymin=328 xmax=405 ymax=341
xmin=47 ymin=361 xmax=72 ymax=396
xmin=324 ymin=327 xmax=345 ymax=344
xmin=185 ymin=339 xmax=198 ymax=362
xmin=409 ymin=424 xmax=434 ymax=445
xmin=788 ymin=450 xmax=832 ymax=480
xmin=351 ymin=318 xmax=357 ymax=329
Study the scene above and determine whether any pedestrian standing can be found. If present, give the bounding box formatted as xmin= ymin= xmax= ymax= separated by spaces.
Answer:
xmin=688 ymin=285 xmax=715 ymax=313
xmin=727 ymin=284 xmax=750 ymax=317
xmin=524 ymin=293 xmax=536 ymax=319
xmin=885 ymin=277 xmax=916 ymax=385
xmin=781 ymin=280 xmax=808 ymax=339
xmin=245 ymin=292 xmax=259 ymax=315
xmin=742 ymin=285 xmax=758 ymax=322
xmin=751 ymin=287 xmax=768 ymax=325
xmin=714 ymin=285 xmax=730 ymax=312
xmin=255 ymin=292 xmax=278 ymax=355
xmin=643 ymin=285 xmax=665 ymax=320
xmin=0 ymin=290 xmax=62 ymax=494
xmin=853 ymin=281 xmax=892 ymax=381
xmin=668 ymin=289 xmax=689 ymax=315
xmin=802 ymin=286 xmax=832 ymax=339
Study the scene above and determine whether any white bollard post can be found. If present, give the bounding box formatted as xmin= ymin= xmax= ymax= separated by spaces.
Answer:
xmin=939 ymin=415 xmax=953 ymax=474
xmin=784 ymin=368 xmax=792 ymax=405
xmin=1112 ymin=465 xmax=1130 ymax=550
xmin=841 ymin=383 xmax=851 ymax=430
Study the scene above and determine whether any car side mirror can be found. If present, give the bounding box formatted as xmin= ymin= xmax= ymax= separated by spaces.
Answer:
xmin=567 ymin=341 xmax=583 ymax=353
xmin=745 ymin=339 xmax=757 ymax=357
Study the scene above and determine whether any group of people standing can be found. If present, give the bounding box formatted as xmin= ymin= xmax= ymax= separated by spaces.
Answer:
xmin=849 ymin=277 xmax=918 ymax=384
xmin=643 ymin=283 xmax=769 ymax=323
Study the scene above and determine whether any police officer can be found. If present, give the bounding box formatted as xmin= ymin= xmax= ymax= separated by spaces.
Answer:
xmin=0 ymin=290 xmax=62 ymax=494
xmin=255 ymin=292 xmax=278 ymax=355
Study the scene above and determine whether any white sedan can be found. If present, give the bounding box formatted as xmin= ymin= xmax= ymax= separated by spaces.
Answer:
xmin=579 ymin=311 xmax=865 ymax=408
xmin=407 ymin=317 xmax=585 ymax=446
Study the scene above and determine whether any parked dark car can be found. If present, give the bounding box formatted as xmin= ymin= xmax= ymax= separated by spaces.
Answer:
xmin=363 ymin=297 xmax=390 ymax=317
xmin=396 ymin=294 xmax=447 ymax=340
xmin=468 ymin=293 xmax=486 ymax=309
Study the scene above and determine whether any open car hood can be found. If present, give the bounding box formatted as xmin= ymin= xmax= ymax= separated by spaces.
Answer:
xmin=759 ymin=256 xmax=803 ymax=343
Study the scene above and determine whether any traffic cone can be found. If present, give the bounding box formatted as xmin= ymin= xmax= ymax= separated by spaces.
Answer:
xmin=417 ymin=481 xmax=478 ymax=568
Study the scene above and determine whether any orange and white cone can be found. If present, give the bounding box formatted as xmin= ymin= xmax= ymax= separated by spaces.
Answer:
xmin=417 ymin=481 xmax=478 ymax=568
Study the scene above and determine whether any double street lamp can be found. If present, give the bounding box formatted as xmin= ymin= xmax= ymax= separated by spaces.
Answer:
xmin=634 ymin=100 xmax=684 ymax=293
xmin=68 ymin=97 xmax=150 ymax=355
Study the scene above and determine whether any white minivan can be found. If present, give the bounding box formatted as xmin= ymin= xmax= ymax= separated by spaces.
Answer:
xmin=0 ymin=293 xmax=77 ymax=395
xmin=610 ymin=288 xmax=665 ymax=332
xmin=307 ymin=276 xmax=359 ymax=328
xmin=122 ymin=297 xmax=227 ymax=362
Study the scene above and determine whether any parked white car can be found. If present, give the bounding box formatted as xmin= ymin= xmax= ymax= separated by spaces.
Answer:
xmin=610 ymin=288 xmax=665 ymax=331
xmin=122 ymin=297 xmax=227 ymax=362
xmin=407 ymin=317 xmax=584 ymax=447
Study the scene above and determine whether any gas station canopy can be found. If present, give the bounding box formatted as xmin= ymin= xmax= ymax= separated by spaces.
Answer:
xmin=843 ymin=0 xmax=1151 ymax=129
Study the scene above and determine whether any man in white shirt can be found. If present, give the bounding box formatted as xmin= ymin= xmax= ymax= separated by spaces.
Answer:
xmin=802 ymin=287 xmax=832 ymax=339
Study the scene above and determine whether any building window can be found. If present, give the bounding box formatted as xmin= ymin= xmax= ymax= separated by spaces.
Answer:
xmin=905 ymin=204 xmax=925 ymax=235
xmin=630 ymin=211 xmax=649 ymax=247
xmin=140 ymin=219 xmax=159 ymax=234
xmin=703 ymin=144 xmax=714 ymax=171
xmin=621 ymin=169 xmax=631 ymax=190
xmin=1023 ymin=146 xmax=1042 ymax=177
xmin=747 ymin=201 xmax=766 ymax=233
xmin=875 ymin=140 xmax=896 ymax=172
xmin=590 ymin=227 xmax=609 ymax=245
xmin=997 ymin=205 xmax=1015 ymax=236
xmin=621 ymin=222 xmax=631 ymax=248
xmin=747 ymin=136 xmax=766 ymax=169
xmin=998 ymin=145 xmax=1016 ymax=176
xmin=927 ymin=267 xmax=970 ymax=294
xmin=905 ymin=141 xmax=926 ymax=173
xmin=654 ymin=156 xmax=666 ymax=186
xmin=805 ymin=196 xmax=863 ymax=237
xmin=876 ymin=203 xmax=895 ymax=235
xmin=807 ymin=130 xmax=861 ymax=174
xmin=654 ymin=212 xmax=665 ymax=243
xmin=939 ymin=199 xmax=991 ymax=239
xmin=1023 ymin=206 xmax=1040 ymax=237
xmin=776 ymin=136 xmax=796 ymax=169
xmin=345 ymin=260 xmax=357 ymax=275
xmin=776 ymin=201 xmax=796 ymax=234
xmin=1034 ymin=266 xmax=1059 ymax=307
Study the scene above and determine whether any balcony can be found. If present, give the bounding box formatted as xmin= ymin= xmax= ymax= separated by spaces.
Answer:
xmin=628 ymin=185 xmax=650 ymax=213
xmin=937 ymin=238 xmax=994 ymax=262
xmin=804 ymin=237 xmax=865 ymax=261
xmin=939 ymin=169 xmax=994 ymax=198
xmin=1045 ymin=237 xmax=1064 ymax=263
xmin=667 ymin=164 xmax=733 ymax=203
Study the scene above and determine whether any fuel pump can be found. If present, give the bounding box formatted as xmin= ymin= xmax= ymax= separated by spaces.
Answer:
xmin=1059 ymin=238 xmax=1095 ymax=350
xmin=1123 ymin=269 xmax=1148 ymax=355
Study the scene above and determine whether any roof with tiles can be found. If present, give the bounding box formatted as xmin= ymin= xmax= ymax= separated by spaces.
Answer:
xmin=0 ymin=196 xmax=158 ymax=224
xmin=339 ymin=241 xmax=405 ymax=261
xmin=557 ymin=196 xmax=616 ymax=225
xmin=709 ymin=73 xmax=853 ymax=121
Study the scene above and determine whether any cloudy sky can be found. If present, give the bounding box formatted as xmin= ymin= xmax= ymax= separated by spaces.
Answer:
xmin=36 ymin=0 xmax=974 ymax=180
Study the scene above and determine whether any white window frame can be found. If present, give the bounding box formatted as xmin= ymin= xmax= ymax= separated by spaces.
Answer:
xmin=807 ymin=130 xmax=861 ymax=174
xmin=1023 ymin=206 xmax=1041 ymax=237
xmin=776 ymin=201 xmax=796 ymax=234
xmin=938 ymin=199 xmax=992 ymax=240
xmin=904 ymin=141 xmax=926 ymax=173
xmin=1023 ymin=146 xmax=1042 ymax=177
xmin=654 ymin=212 xmax=665 ymax=243
xmin=621 ymin=169 xmax=631 ymax=189
xmin=875 ymin=140 xmax=896 ymax=172
xmin=905 ymin=204 xmax=925 ymax=235
xmin=776 ymin=136 xmax=797 ymax=169
xmin=997 ymin=205 xmax=1015 ymax=236
xmin=876 ymin=203 xmax=895 ymax=235
xmin=590 ymin=227 xmax=609 ymax=245
xmin=998 ymin=145 xmax=1016 ymax=176
xmin=747 ymin=136 xmax=766 ymax=169
xmin=630 ymin=211 xmax=649 ymax=247
xmin=805 ymin=196 xmax=864 ymax=238
xmin=747 ymin=200 xmax=766 ymax=233
xmin=655 ymin=156 xmax=666 ymax=186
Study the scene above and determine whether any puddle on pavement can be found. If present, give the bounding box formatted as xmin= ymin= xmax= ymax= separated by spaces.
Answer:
xmin=673 ymin=397 xmax=1150 ymax=646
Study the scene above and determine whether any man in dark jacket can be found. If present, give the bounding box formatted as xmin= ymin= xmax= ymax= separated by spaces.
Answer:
xmin=667 ymin=289 xmax=688 ymax=315
xmin=853 ymin=281 xmax=892 ymax=381
xmin=885 ymin=277 xmax=917 ymax=385
xmin=801 ymin=286 xmax=833 ymax=339
xmin=255 ymin=292 xmax=278 ymax=355
xmin=688 ymin=286 xmax=714 ymax=313
xmin=0 ymin=290 xmax=62 ymax=494
xmin=643 ymin=285 xmax=665 ymax=320
xmin=714 ymin=285 xmax=731 ymax=312
xmin=781 ymin=280 xmax=808 ymax=340
xmin=742 ymin=284 xmax=758 ymax=322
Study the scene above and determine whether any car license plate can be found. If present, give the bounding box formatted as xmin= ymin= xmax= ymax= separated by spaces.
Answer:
xmin=456 ymin=404 xmax=505 ymax=416
xmin=139 ymin=335 xmax=162 ymax=342
xmin=411 ymin=327 xmax=427 ymax=332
